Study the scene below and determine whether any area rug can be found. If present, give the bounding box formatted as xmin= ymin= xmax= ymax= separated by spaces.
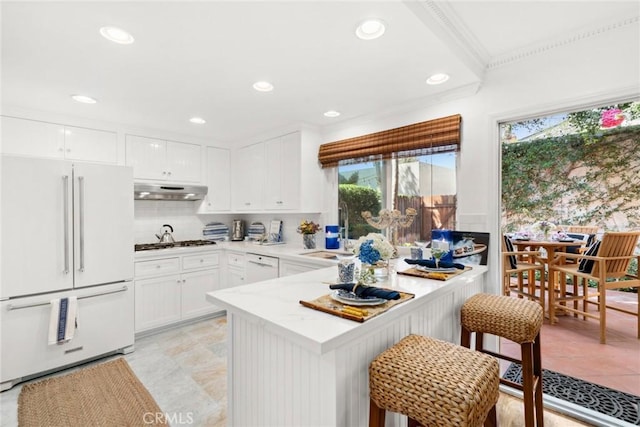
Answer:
xmin=18 ymin=358 xmax=167 ymax=426
xmin=503 ymin=363 xmax=640 ymax=425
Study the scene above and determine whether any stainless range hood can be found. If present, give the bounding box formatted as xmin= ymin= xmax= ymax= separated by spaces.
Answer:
xmin=134 ymin=183 xmax=208 ymax=200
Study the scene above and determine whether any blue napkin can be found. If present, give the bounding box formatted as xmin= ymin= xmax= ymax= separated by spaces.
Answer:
xmin=328 ymin=283 xmax=400 ymax=300
xmin=404 ymin=258 xmax=466 ymax=270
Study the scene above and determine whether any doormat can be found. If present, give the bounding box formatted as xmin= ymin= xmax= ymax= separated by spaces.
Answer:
xmin=18 ymin=358 xmax=167 ymax=426
xmin=503 ymin=363 xmax=640 ymax=425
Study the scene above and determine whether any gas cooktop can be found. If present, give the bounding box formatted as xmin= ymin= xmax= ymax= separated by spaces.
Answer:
xmin=134 ymin=240 xmax=217 ymax=251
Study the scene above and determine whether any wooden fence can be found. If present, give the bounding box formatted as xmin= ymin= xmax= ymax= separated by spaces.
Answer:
xmin=395 ymin=195 xmax=457 ymax=243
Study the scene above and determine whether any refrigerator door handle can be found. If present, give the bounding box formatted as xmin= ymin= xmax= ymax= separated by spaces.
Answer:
xmin=62 ymin=175 xmax=70 ymax=274
xmin=78 ymin=176 xmax=85 ymax=272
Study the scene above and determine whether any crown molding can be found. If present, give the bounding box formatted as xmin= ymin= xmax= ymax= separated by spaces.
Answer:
xmin=403 ymin=0 xmax=489 ymax=79
xmin=487 ymin=15 xmax=639 ymax=70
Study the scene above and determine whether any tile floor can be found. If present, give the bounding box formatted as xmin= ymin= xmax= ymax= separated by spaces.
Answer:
xmin=501 ymin=290 xmax=640 ymax=396
xmin=1 ymin=313 xmax=603 ymax=427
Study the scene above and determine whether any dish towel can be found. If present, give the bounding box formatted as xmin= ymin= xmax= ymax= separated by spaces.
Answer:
xmin=404 ymin=259 xmax=466 ymax=270
xmin=329 ymin=283 xmax=400 ymax=300
xmin=48 ymin=297 xmax=78 ymax=345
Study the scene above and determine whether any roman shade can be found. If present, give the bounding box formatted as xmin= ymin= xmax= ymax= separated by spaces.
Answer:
xmin=318 ymin=114 xmax=461 ymax=168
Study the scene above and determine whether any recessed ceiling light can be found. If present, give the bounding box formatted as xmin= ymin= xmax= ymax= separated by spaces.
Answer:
xmin=253 ymin=81 xmax=274 ymax=92
xmin=356 ymin=19 xmax=386 ymax=40
xmin=99 ymin=26 xmax=134 ymax=45
xmin=71 ymin=95 xmax=97 ymax=104
xmin=189 ymin=117 xmax=206 ymax=124
xmin=324 ymin=110 xmax=341 ymax=118
xmin=426 ymin=73 xmax=450 ymax=85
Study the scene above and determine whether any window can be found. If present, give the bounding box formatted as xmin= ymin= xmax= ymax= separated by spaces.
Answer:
xmin=338 ymin=151 xmax=457 ymax=243
xmin=319 ymin=114 xmax=461 ymax=244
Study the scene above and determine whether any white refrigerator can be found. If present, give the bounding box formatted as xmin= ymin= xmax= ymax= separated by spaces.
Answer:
xmin=1 ymin=155 xmax=135 ymax=390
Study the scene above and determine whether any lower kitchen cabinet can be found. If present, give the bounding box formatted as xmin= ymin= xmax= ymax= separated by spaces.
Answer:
xmin=134 ymin=251 xmax=221 ymax=333
xmin=135 ymin=274 xmax=182 ymax=332
xmin=181 ymin=269 xmax=221 ymax=318
xmin=226 ymin=251 xmax=246 ymax=288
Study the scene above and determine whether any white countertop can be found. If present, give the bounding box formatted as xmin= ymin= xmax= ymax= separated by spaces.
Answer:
xmin=134 ymin=240 xmax=346 ymax=267
xmin=206 ymin=260 xmax=487 ymax=354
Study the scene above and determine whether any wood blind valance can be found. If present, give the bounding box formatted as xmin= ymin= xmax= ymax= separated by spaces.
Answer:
xmin=318 ymin=114 xmax=461 ymax=168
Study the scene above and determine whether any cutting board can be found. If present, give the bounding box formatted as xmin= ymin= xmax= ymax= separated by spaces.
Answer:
xmin=300 ymin=291 xmax=414 ymax=322
xmin=397 ymin=265 xmax=472 ymax=281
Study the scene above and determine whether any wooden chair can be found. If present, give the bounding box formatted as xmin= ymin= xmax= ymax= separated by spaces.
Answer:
xmin=565 ymin=225 xmax=599 ymax=235
xmin=503 ymin=235 xmax=547 ymax=312
xmin=549 ymin=231 xmax=640 ymax=344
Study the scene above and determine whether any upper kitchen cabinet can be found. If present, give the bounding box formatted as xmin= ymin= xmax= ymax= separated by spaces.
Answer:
xmin=264 ymin=132 xmax=301 ymax=210
xmin=199 ymin=146 xmax=231 ymax=212
xmin=126 ymin=134 xmax=202 ymax=183
xmin=1 ymin=116 xmax=117 ymax=163
xmin=231 ymin=130 xmax=323 ymax=213
xmin=232 ymin=142 xmax=265 ymax=211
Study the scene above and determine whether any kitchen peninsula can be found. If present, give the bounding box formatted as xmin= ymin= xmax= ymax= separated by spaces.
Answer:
xmin=206 ymin=260 xmax=487 ymax=427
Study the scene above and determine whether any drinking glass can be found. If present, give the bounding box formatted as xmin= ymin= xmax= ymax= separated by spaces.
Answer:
xmin=431 ymin=248 xmax=447 ymax=269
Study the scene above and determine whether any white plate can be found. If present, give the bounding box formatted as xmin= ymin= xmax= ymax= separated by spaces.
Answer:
xmin=330 ymin=290 xmax=387 ymax=306
xmin=415 ymin=266 xmax=457 ymax=273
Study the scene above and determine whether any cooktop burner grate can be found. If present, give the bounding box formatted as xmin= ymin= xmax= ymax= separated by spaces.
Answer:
xmin=134 ymin=240 xmax=217 ymax=251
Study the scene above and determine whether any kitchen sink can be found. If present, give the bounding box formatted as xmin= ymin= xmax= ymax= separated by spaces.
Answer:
xmin=300 ymin=250 xmax=354 ymax=260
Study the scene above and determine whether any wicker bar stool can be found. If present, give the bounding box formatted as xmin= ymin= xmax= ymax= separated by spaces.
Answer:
xmin=461 ymin=293 xmax=544 ymax=427
xmin=369 ymin=334 xmax=499 ymax=427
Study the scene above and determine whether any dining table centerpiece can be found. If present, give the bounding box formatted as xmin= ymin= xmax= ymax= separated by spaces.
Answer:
xmin=297 ymin=220 xmax=320 ymax=249
xmin=353 ymin=233 xmax=395 ymax=281
xmin=532 ymin=220 xmax=556 ymax=240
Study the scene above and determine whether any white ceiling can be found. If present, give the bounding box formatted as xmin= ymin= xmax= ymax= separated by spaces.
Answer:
xmin=2 ymin=1 xmax=638 ymax=143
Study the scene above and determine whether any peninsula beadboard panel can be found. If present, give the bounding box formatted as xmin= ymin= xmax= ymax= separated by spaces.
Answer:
xmin=213 ymin=264 xmax=487 ymax=426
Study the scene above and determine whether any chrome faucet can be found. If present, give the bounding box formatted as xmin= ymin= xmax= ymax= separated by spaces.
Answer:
xmin=339 ymin=200 xmax=352 ymax=250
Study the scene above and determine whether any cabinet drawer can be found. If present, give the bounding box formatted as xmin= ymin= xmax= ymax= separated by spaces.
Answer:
xmin=182 ymin=253 xmax=219 ymax=270
xmin=227 ymin=252 xmax=245 ymax=268
xmin=134 ymin=258 xmax=180 ymax=277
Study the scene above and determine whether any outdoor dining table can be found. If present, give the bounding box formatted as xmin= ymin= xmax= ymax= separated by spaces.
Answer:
xmin=512 ymin=238 xmax=586 ymax=317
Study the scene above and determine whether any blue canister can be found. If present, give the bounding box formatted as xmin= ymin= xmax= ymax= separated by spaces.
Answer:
xmin=325 ymin=225 xmax=340 ymax=249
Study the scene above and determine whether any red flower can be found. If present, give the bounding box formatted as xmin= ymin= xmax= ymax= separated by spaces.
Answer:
xmin=601 ymin=108 xmax=624 ymax=128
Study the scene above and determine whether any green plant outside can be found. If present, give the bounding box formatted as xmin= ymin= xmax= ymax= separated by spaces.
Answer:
xmin=502 ymin=125 xmax=640 ymax=232
xmin=338 ymin=184 xmax=381 ymax=239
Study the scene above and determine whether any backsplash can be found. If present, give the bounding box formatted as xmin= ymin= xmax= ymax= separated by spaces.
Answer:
xmin=134 ymin=201 xmax=206 ymax=243
xmin=134 ymin=200 xmax=324 ymax=246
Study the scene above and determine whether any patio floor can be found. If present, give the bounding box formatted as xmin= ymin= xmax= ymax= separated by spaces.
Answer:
xmin=500 ymin=289 xmax=640 ymax=396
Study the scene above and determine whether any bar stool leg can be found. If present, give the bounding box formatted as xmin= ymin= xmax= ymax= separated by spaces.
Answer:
xmin=369 ymin=398 xmax=385 ymax=427
xmin=485 ymin=406 xmax=497 ymax=427
xmin=522 ymin=342 xmax=535 ymax=426
xmin=534 ymin=333 xmax=544 ymax=427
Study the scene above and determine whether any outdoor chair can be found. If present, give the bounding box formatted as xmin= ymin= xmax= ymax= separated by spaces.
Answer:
xmin=548 ymin=231 xmax=640 ymax=344
xmin=565 ymin=225 xmax=599 ymax=235
xmin=502 ymin=235 xmax=547 ymax=313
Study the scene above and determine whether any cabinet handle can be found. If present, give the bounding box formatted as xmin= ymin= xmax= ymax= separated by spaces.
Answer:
xmin=156 ymin=265 xmax=161 ymax=268
xmin=78 ymin=176 xmax=85 ymax=272
xmin=62 ymin=175 xmax=70 ymax=274
xmin=162 ymin=171 xmax=167 ymax=175
xmin=245 ymin=202 xmax=251 ymax=206
xmin=168 ymin=171 xmax=172 ymax=175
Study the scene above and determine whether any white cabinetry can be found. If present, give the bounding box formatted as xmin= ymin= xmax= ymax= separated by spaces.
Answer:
xmin=134 ymin=250 xmax=221 ymax=333
xmin=126 ymin=134 xmax=201 ymax=183
xmin=264 ymin=133 xmax=301 ymax=210
xmin=232 ymin=142 xmax=264 ymax=210
xmin=200 ymin=146 xmax=231 ymax=212
xmin=225 ymin=252 xmax=246 ymax=288
xmin=1 ymin=116 xmax=117 ymax=163
xmin=231 ymin=130 xmax=322 ymax=213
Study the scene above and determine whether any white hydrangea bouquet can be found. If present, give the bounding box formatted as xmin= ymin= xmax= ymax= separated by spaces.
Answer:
xmin=531 ymin=220 xmax=556 ymax=239
xmin=353 ymin=233 xmax=395 ymax=265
